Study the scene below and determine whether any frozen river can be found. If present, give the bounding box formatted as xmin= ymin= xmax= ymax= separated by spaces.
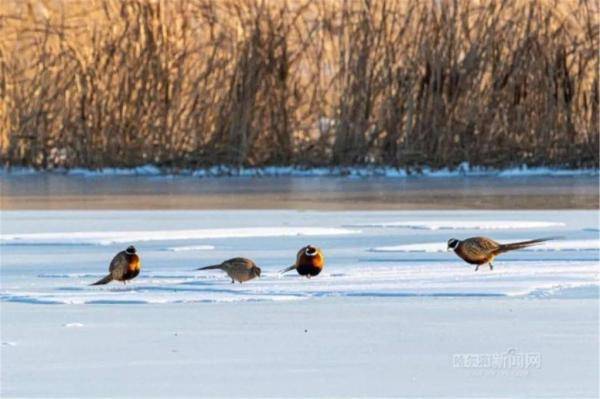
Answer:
xmin=1 ymin=175 xmax=598 ymax=397
xmin=1 ymin=210 xmax=598 ymax=304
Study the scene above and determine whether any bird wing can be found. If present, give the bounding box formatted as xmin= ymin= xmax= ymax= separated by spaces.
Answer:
xmin=109 ymin=251 xmax=127 ymax=274
xmin=295 ymin=247 xmax=305 ymax=266
xmin=461 ymin=237 xmax=500 ymax=259
xmin=224 ymin=258 xmax=254 ymax=271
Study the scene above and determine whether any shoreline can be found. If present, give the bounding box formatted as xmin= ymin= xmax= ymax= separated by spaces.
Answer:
xmin=3 ymin=164 xmax=599 ymax=178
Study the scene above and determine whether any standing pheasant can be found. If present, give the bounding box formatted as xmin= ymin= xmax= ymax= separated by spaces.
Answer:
xmin=91 ymin=245 xmax=141 ymax=285
xmin=280 ymin=245 xmax=325 ymax=278
xmin=447 ymin=237 xmax=556 ymax=271
xmin=197 ymin=258 xmax=261 ymax=283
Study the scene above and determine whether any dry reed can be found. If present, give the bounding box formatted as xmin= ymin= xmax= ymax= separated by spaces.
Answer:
xmin=0 ymin=0 xmax=597 ymax=170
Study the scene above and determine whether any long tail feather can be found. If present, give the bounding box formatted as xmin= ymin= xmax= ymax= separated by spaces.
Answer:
xmin=499 ymin=237 xmax=561 ymax=253
xmin=90 ymin=274 xmax=113 ymax=285
xmin=197 ymin=264 xmax=223 ymax=271
xmin=279 ymin=265 xmax=296 ymax=274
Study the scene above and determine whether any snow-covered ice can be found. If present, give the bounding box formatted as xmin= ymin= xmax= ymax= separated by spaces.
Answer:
xmin=163 ymin=245 xmax=216 ymax=252
xmin=62 ymin=322 xmax=84 ymax=328
xmin=1 ymin=209 xmax=598 ymax=397
xmin=348 ymin=220 xmax=565 ymax=230
xmin=1 ymin=210 xmax=597 ymax=304
xmin=371 ymin=239 xmax=600 ymax=253
xmin=0 ymin=226 xmax=360 ymax=246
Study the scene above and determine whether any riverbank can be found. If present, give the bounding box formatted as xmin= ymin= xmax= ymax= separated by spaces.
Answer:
xmin=4 ymin=164 xmax=599 ymax=178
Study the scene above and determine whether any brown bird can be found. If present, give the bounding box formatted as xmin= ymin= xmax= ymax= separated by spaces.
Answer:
xmin=280 ymin=245 xmax=324 ymax=278
xmin=197 ymin=257 xmax=261 ymax=283
xmin=447 ymin=237 xmax=556 ymax=271
xmin=91 ymin=245 xmax=141 ymax=285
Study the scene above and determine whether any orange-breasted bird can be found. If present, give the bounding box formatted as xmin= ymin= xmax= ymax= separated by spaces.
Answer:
xmin=447 ymin=237 xmax=556 ymax=271
xmin=280 ymin=245 xmax=324 ymax=278
xmin=91 ymin=245 xmax=141 ymax=285
xmin=197 ymin=257 xmax=261 ymax=283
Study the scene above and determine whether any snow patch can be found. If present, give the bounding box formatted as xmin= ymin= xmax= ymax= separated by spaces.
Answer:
xmin=63 ymin=322 xmax=84 ymax=328
xmin=0 ymin=227 xmax=360 ymax=246
xmin=2 ymin=259 xmax=598 ymax=304
xmin=371 ymin=239 xmax=600 ymax=253
xmin=163 ymin=245 xmax=216 ymax=252
xmin=524 ymin=284 xmax=599 ymax=299
xmin=370 ymin=242 xmax=446 ymax=253
xmin=351 ymin=220 xmax=564 ymax=230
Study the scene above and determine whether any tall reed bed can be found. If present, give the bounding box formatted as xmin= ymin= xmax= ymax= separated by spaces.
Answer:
xmin=0 ymin=0 xmax=597 ymax=170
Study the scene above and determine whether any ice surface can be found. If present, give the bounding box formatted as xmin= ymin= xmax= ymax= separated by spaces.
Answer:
xmin=2 ymin=259 xmax=597 ymax=304
xmin=371 ymin=239 xmax=600 ymax=252
xmin=1 ymin=210 xmax=597 ymax=305
xmin=1 ymin=209 xmax=598 ymax=397
xmin=350 ymin=220 xmax=564 ymax=230
xmin=163 ymin=245 xmax=216 ymax=252
xmin=0 ymin=227 xmax=360 ymax=246
xmin=2 ymin=298 xmax=598 ymax=397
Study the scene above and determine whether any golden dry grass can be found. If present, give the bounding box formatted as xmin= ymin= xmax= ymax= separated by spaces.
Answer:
xmin=0 ymin=0 xmax=598 ymax=170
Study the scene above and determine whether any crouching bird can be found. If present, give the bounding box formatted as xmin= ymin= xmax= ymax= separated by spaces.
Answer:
xmin=447 ymin=237 xmax=556 ymax=271
xmin=91 ymin=245 xmax=141 ymax=285
xmin=280 ymin=245 xmax=324 ymax=278
xmin=197 ymin=258 xmax=261 ymax=283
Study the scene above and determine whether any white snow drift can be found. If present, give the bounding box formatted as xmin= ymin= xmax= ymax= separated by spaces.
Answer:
xmin=0 ymin=227 xmax=360 ymax=246
xmin=349 ymin=220 xmax=564 ymax=230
